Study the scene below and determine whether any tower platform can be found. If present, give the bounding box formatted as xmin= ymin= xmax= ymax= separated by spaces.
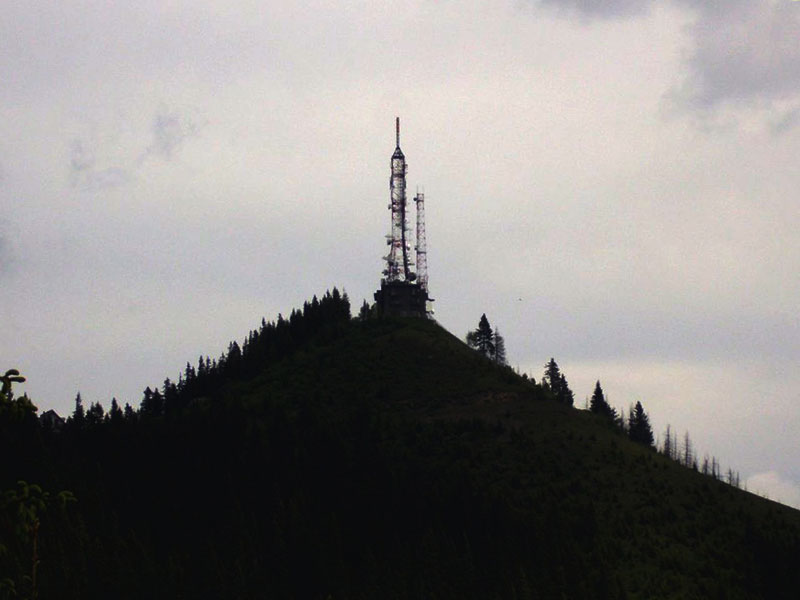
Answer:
xmin=374 ymin=280 xmax=428 ymax=318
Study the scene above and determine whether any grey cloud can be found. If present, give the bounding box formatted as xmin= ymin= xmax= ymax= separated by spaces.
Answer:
xmin=538 ymin=0 xmax=655 ymax=20
xmin=70 ymin=140 xmax=94 ymax=173
xmin=69 ymin=139 xmax=130 ymax=191
xmin=770 ymin=107 xmax=800 ymax=135
xmin=68 ymin=106 xmax=200 ymax=192
xmin=145 ymin=107 xmax=200 ymax=160
xmin=541 ymin=0 xmax=800 ymax=122
xmin=0 ymin=229 xmax=11 ymax=278
xmin=673 ymin=1 xmax=800 ymax=111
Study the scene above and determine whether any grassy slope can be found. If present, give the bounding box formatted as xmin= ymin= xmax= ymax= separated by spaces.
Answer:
xmin=225 ymin=316 xmax=800 ymax=599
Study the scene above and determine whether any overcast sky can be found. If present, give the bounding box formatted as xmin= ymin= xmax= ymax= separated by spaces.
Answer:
xmin=2 ymin=0 xmax=799 ymax=508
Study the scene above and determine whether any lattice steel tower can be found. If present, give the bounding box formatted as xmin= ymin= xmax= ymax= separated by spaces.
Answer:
xmin=375 ymin=118 xmax=432 ymax=318
xmin=414 ymin=191 xmax=428 ymax=293
xmin=384 ymin=117 xmax=414 ymax=282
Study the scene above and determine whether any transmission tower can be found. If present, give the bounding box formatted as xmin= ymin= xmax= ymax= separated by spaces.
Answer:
xmin=383 ymin=117 xmax=415 ymax=283
xmin=375 ymin=118 xmax=431 ymax=318
xmin=414 ymin=191 xmax=428 ymax=293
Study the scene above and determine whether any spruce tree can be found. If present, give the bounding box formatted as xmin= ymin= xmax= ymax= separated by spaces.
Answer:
xmin=543 ymin=359 xmax=574 ymax=406
xmin=589 ymin=381 xmax=614 ymax=420
xmin=544 ymin=359 xmax=561 ymax=395
xmin=466 ymin=314 xmax=495 ymax=357
xmin=71 ymin=392 xmax=85 ymax=428
xmin=358 ymin=300 xmax=371 ymax=320
xmin=662 ymin=424 xmax=673 ymax=460
xmin=109 ymin=398 xmax=123 ymax=424
xmin=493 ymin=328 xmax=507 ymax=365
xmin=86 ymin=402 xmax=104 ymax=427
xmin=628 ymin=401 xmax=654 ymax=446
xmin=683 ymin=431 xmax=693 ymax=468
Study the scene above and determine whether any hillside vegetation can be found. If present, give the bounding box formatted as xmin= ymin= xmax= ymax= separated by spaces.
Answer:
xmin=2 ymin=291 xmax=799 ymax=599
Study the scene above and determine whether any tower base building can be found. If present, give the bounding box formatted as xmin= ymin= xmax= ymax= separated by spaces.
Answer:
xmin=374 ymin=280 xmax=428 ymax=318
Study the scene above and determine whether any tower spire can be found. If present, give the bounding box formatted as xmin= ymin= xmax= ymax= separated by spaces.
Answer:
xmin=385 ymin=117 xmax=411 ymax=282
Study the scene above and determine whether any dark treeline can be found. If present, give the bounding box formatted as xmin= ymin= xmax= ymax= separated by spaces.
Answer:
xmin=466 ymin=316 xmax=747 ymax=496
xmin=62 ymin=288 xmax=353 ymax=429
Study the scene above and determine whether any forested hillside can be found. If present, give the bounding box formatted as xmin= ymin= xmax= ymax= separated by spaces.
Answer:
xmin=2 ymin=290 xmax=799 ymax=599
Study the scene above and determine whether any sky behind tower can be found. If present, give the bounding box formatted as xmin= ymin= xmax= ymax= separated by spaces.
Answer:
xmin=2 ymin=0 xmax=799 ymax=507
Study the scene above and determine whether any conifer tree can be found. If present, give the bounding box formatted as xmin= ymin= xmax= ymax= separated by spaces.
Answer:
xmin=71 ymin=392 xmax=85 ymax=428
xmin=543 ymin=359 xmax=561 ymax=394
xmin=543 ymin=359 xmax=574 ymax=406
xmin=109 ymin=398 xmax=123 ymax=424
xmin=682 ymin=431 xmax=693 ymax=467
xmin=466 ymin=314 xmax=495 ymax=357
xmin=493 ymin=328 xmax=507 ymax=365
xmin=358 ymin=300 xmax=371 ymax=320
xmin=558 ymin=373 xmax=574 ymax=406
xmin=628 ymin=401 xmax=654 ymax=446
xmin=590 ymin=381 xmax=615 ymax=420
xmin=85 ymin=402 xmax=104 ymax=426
xmin=662 ymin=424 xmax=673 ymax=460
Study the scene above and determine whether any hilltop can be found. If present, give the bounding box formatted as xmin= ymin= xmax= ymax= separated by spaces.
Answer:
xmin=2 ymin=292 xmax=799 ymax=599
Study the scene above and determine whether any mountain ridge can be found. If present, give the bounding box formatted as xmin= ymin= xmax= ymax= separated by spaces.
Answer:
xmin=2 ymin=293 xmax=799 ymax=599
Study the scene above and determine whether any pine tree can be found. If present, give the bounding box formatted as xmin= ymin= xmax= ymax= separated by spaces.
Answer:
xmin=109 ymin=398 xmax=123 ymax=424
xmin=590 ymin=381 xmax=615 ymax=420
xmin=493 ymin=327 xmax=507 ymax=365
xmin=71 ymin=392 xmax=85 ymax=428
xmin=616 ymin=406 xmax=626 ymax=432
xmin=628 ymin=401 xmax=654 ymax=446
xmin=466 ymin=314 xmax=495 ymax=357
xmin=358 ymin=300 xmax=371 ymax=320
xmin=544 ymin=359 xmax=561 ymax=395
xmin=558 ymin=373 xmax=574 ymax=406
xmin=86 ymin=402 xmax=105 ymax=427
xmin=543 ymin=359 xmax=574 ymax=406
xmin=683 ymin=431 xmax=693 ymax=467
xmin=662 ymin=424 xmax=673 ymax=460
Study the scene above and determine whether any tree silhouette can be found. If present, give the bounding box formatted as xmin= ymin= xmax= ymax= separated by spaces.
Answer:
xmin=493 ymin=328 xmax=507 ymax=365
xmin=466 ymin=314 xmax=495 ymax=357
xmin=683 ymin=431 xmax=693 ymax=468
xmin=589 ymin=381 xmax=615 ymax=420
xmin=69 ymin=393 xmax=85 ymax=430
xmin=628 ymin=401 xmax=654 ymax=446
xmin=358 ymin=300 xmax=371 ymax=320
xmin=0 ymin=369 xmax=26 ymax=400
xmin=662 ymin=424 xmax=674 ymax=460
xmin=108 ymin=398 xmax=123 ymax=425
xmin=0 ymin=369 xmax=36 ymax=424
xmin=543 ymin=359 xmax=574 ymax=406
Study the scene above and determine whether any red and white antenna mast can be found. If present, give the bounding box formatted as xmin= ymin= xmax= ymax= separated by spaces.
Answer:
xmin=384 ymin=117 xmax=414 ymax=283
xmin=375 ymin=118 xmax=432 ymax=318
